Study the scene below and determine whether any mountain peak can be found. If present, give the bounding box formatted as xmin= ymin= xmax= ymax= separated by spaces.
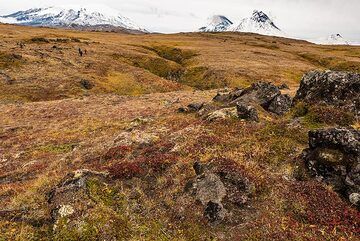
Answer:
xmin=0 ymin=5 xmax=146 ymax=32
xmin=326 ymin=33 xmax=350 ymax=45
xmin=199 ymin=15 xmax=233 ymax=32
xmin=251 ymin=10 xmax=270 ymax=22
xmin=230 ymin=10 xmax=283 ymax=36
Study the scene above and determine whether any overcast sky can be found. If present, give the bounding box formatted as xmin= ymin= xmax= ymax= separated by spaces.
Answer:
xmin=1 ymin=0 xmax=359 ymax=42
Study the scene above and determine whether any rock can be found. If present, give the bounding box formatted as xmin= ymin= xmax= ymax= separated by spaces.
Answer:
xmin=194 ymin=172 xmax=226 ymax=205
xmin=349 ymin=193 xmax=360 ymax=206
xmin=205 ymin=107 xmax=238 ymax=121
xmin=188 ymin=103 xmax=204 ymax=112
xmin=178 ymin=103 xmax=204 ymax=113
xmin=114 ymin=130 xmax=160 ymax=146
xmin=236 ymin=103 xmax=259 ymax=122
xmin=80 ymin=79 xmax=94 ymax=90
xmin=187 ymin=161 xmax=253 ymax=222
xmin=48 ymin=169 xmax=108 ymax=223
xmin=278 ymin=83 xmax=289 ymax=90
xmin=308 ymin=128 xmax=359 ymax=154
xmin=213 ymin=87 xmax=244 ymax=103
xmin=0 ymin=72 xmax=13 ymax=85
xmin=267 ymin=94 xmax=293 ymax=115
xmin=302 ymin=128 xmax=360 ymax=207
xmin=294 ymin=70 xmax=360 ymax=115
xmin=235 ymin=81 xmax=281 ymax=108
xmin=213 ymin=89 xmax=232 ymax=102
xmin=197 ymin=103 xmax=219 ymax=117
xmin=204 ymin=201 xmax=225 ymax=222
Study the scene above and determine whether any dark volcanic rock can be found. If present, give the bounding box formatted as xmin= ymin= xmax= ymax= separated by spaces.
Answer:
xmin=268 ymin=94 xmax=292 ymax=115
xmin=309 ymin=128 xmax=359 ymax=154
xmin=187 ymin=161 xmax=253 ymax=223
xmin=236 ymin=103 xmax=259 ymax=122
xmin=178 ymin=102 xmax=204 ymax=113
xmin=278 ymin=83 xmax=289 ymax=90
xmin=80 ymin=79 xmax=94 ymax=90
xmin=294 ymin=70 xmax=360 ymax=115
xmin=302 ymin=128 xmax=360 ymax=207
xmin=188 ymin=103 xmax=204 ymax=112
xmin=204 ymin=201 xmax=225 ymax=222
xmin=236 ymin=81 xmax=281 ymax=108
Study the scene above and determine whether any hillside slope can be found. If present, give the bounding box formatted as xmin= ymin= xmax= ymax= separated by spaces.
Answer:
xmin=0 ymin=24 xmax=359 ymax=240
xmin=1 ymin=24 xmax=360 ymax=103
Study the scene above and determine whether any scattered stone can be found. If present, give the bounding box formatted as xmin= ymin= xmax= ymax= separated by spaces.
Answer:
xmin=294 ymin=70 xmax=360 ymax=115
xmin=0 ymin=72 xmax=13 ymax=85
xmin=236 ymin=103 xmax=259 ymax=122
xmin=205 ymin=107 xmax=238 ymax=121
xmin=204 ymin=201 xmax=225 ymax=222
xmin=58 ymin=204 xmax=75 ymax=218
xmin=114 ymin=130 xmax=160 ymax=146
xmin=80 ymin=79 xmax=94 ymax=90
xmin=278 ymin=83 xmax=289 ymax=90
xmin=213 ymin=88 xmax=243 ymax=103
xmin=302 ymin=128 xmax=360 ymax=207
xmin=48 ymin=169 xmax=108 ymax=222
xmin=349 ymin=193 xmax=360 ymax=206
xmin=267 ymin=94 xmax=292 ymax=115
xmin=178 ymin=103 xmax=204 ymax=113
xmin=188 ymin=103 xmax=204 ymax=112
xmin=194 ymin=172 xmax=227 ymax=205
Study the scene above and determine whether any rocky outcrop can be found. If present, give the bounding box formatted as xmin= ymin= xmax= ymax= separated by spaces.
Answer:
xmin=302 ymin=128 xmax=360 ymax=207
xmin=179 ymin=81 xmax=292 ymax=121
xmin=294 ymin=70 xmax=360 ymax=115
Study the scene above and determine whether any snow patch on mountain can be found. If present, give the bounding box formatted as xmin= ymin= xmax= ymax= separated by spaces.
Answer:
xmin=230 ymin=10 xmax=284 ymax=37
xmin=199 ymin=15 xmax=233 ymax=32
xmin=0 ymin=5 xmax=146 ymax=32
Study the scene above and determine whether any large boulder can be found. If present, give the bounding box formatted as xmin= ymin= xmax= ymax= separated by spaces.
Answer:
xmin=294 ymin=70 xmax=360 ymax=115
xmin=302 ymin=128 xmax=360 ymax=207
xmin=231 ymin=82 xmax=281 ymax=108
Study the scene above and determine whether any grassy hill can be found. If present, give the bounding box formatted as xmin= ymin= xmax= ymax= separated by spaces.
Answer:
xmin=1 ymin=23 xmax=360 ymax=102
xmin=0 ymin=24 xmax=359 ymax=240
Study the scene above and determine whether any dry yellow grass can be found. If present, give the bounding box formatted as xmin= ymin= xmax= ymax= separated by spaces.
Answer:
xmin=0 ymin=24 xmax=359 ymax=240
xmin=1 ymin=23 xmax=360 ymax=102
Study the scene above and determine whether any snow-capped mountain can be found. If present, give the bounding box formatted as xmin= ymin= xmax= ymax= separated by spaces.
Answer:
xmin=325 ymin=34 xmax=350 ymax=45
xmin=230 ymin=10 xmax=284 ymax=37
xmin=0 ymin=5 xmax=146 ymax=32
xmin=199 ymin=15 xmax=233 ymax=32
xmin=197 ymin=10 xmax=284 ymax=37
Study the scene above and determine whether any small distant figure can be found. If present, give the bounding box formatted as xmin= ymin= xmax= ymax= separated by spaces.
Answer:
xmin=84 ymin=49 xmax=87 ymax=55
xmin=78 ymin=48 xmax=83 ymax=57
